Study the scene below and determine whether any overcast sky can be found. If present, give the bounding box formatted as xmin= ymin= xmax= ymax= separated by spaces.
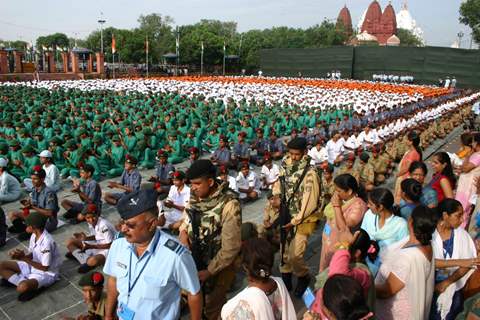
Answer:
xmin=0 ymin=0 xmax=474 ymax=48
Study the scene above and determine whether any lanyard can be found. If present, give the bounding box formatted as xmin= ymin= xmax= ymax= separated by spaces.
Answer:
xmin=127 ymin=251 xmax=152 ymax=298
xmin=127 ymin=233 xmax=159 ymax=298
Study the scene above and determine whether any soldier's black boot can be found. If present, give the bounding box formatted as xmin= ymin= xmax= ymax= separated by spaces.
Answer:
xmin=281 ymin=273 xmax=292 ymax=291
xmin=294 ymin=274 xmax=311 ymax=298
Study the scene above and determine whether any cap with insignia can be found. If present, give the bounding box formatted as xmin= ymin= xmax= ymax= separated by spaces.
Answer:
xmin=188 ymin=147 xmax=199 ymax=154
xmin=25 ymin=212 xmax=48 ymax=229
xmin=157 ymin=150 xmax=169 ymax=158
xmin=31 ymin=165 xmax=46 ymax=178
xmin=78 ymin=271 xmax=104 ymax=287
xmin=287 ymin=137 xmax=307 ymax=151
xmin=116 ymin=189 xmax=158 ymax=220
xmin=360 ymin=152 xmax=370 ymax=163
xmin=187 ymin=159 xmax=216 ymax=180
xmin=125 ymin=154 xmax=138 ymax=165
xmin=82 ymin=203 xmax=98 ymax=215
xmin=8 ymin=139 xmax=20 ymax=147
xmin=21 ymin=145 xmax=35 ymax=153
xmin=172 ymin=171 xmax=185 ymax=180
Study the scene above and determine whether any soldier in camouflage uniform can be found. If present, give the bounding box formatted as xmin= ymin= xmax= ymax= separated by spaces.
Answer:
xmin=179 ymin=159 xmax=241 ymax=320
xmin=272 ymin=137 xmax=322 ymax=297
xmin=354 ymin=152 xmax=375 ymax=192
xmin=370 ymin=145 xmax=390 ymax=185
xmin=335 ymin=153 xmax=359 ymax=182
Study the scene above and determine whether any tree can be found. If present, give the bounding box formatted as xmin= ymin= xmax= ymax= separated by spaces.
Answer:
xmin=137 ymin=13 xmax=175 ymax=64
xmin=460 ymin=0 xmax=480 ymax=44
xmin=36 ymin=33 xmax=69 ymax=51
xmin=396 ymin=28 xmax=423 ymax=47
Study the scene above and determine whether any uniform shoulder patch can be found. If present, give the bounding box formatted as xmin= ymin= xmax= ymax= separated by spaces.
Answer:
xmin=164 ymin=239 xmax=180 ymax=253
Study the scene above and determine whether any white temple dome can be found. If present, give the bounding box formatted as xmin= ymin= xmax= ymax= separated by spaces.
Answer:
xmin=356 ymin=31 xmax=378 ymax=42
xmin=387 ymin=34 xmax=401 ymax=46
xmin=396 ymin=2 xmax=425 ymax=44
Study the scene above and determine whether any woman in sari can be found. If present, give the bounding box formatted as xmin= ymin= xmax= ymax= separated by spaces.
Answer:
xmin=455 ymin=133 xmax=480 ymax=226
xmin=375 ymin=205 xmax=437 ymax=320
xmin=429 ymin=152 xmax=456 ymax=203
xmin=319 ymin=174 xmax=367 ymax=272
xmin=394 ymin=131 xmax=422 ymax=204
xmin=221 ymin=238 xmax=296 ymax=320
xmin=409 ymin=161 xmax=438 ymax=208
xmin=456 ymin=133 xmax=473 ymax=160
xmin=361 ymin=188 xmax=409 ymax=275
xmin=431 ymin=199 xmax=479 ymax=320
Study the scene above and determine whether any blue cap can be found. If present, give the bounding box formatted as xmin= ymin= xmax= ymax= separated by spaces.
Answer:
xmin=116 ymin=189 xmax=158 ymax=220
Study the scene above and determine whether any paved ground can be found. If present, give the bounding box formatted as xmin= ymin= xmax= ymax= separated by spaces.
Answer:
xmin=0 ymin=127 xmax=464 ymax=320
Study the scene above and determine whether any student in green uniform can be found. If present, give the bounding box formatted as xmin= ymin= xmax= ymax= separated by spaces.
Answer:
xmin=61 ymin=140 xmax=81 ymax=179
xmin=106 ymin=136 xmax=127 ymax=178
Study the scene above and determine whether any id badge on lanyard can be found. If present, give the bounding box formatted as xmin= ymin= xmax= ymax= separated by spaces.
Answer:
xmin=117 ymin=302 xmax=135 ymax=320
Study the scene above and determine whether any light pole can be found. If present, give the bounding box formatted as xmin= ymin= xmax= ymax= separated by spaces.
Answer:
xmin=98 ymin=15 xmax=106 ymax=54
xmin=457 ymin=31 xmax=464 ymax=49
xmin=200 ymin=41 xmax=204 ymax=75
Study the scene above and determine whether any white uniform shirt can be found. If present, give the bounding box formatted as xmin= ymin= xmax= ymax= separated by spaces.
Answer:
xmin=164 ymin=185 xmax=191 ymax=225
xmin=236 ymin=171 xmax=261 ymax=199
xmin=88 ymin=217 xmax=115 ymax=256
xmin=261 ymin=163 xmax=280 ymax=186
xmin=326 ymin=139 xmax=344 ymax=164
xmin=28 ymin=230 xmax=61 ymax=277
xmin=43 ymin=164 xmax=61 ymax=192
xmin=308 ymin=146 xmax=328 ymax=165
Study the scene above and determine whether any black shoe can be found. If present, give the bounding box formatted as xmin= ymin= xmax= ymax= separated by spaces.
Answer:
xmin=17 ymin=290 xmax=38 ymax=302
xmin=0 ymin=279 xmax=14 ymax=288
xmin=63 ymin=209 xmax=78 ymax=220
xmin=294 ymin=274 xmax=311 ymax=298
xmin=17 ymin=232 xmax=30 ymax=242
xmin=65 ymin=252 xmax=75 ymax=260
xmin=78 ymin=264 xmax=95 ymax=274
xmin=281 ymin=273 xmax=293 ymax=291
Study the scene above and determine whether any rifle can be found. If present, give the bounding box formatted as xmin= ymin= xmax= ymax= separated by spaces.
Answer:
xmin=186 ymin=207 xmax=221 ymax=294
xmin=277 ymin=164 xmax=310 ymax=265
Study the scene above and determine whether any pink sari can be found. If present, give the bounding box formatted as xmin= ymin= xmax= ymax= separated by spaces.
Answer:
xmin=455 ymin=151 xmax=480 ymax=227
xmin=319 ymin=197 xmax=367 ymax=271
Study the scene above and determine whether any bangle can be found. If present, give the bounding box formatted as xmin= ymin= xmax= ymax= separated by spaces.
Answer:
xmin=333 ymin=205 xmax=341 ymax=208
xmin=335 ymin=241 xmax=350 ymax=250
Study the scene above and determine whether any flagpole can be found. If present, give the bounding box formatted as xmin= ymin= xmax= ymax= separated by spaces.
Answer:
xmin=223 ymin=41 xmax=226 ymax=76
xmin=146 ymin=35 xmax=149 ymax=78
xmin=112 ymin=52 xmax=115 ymax=79
xmin=175 ymin=26 xmax=179 ymax=76
xmin=200 ymin=41 xmax=204 ymax=75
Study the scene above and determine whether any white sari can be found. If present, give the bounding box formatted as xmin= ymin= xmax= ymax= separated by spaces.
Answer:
xmin=432 ymin=228 xmax=477 ymax=320
xmin=221 ymin=277 xmax=296 ymax=320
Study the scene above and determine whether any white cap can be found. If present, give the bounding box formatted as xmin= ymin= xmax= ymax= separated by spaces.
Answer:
xmin=0 ymin=158 xmax=8 ymax=167
xmin=38 ymin=150 xmax=52 ymax=158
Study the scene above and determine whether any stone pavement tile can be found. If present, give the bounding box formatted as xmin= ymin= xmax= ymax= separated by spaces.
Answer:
xmin=43 ymin=301 xmax=86 ymax=320
xmin=0 ymin=280 xmax=83 ymax=320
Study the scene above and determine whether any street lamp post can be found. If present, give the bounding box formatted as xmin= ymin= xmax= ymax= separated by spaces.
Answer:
xmin=458 ymin=31 xmax=465 ymax=49
xmin=98 ymin=17 xmax=106 ymax=54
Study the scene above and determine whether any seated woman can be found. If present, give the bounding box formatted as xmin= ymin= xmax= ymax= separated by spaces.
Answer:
xmin=430 ymin=199 xmax=479 ymax=320
xmin=319 ymin=174 xmax=367 ymax=272
xmin=408 ymin=161 xmax=438 ymax=209
xmin=361 ymin=188 xmax=409 ymax=275
xmin=221 ymin=238 xmax=296 ymax=320
xmin=399 ymin=178 xmax=422 ymax=220
xmin=0 ymin=158 xmax=21 ymax=204
xmin=307 ymin=229 xmax=375 ymax=320
xmin=375 ymin=205 xmax=437 ymax=320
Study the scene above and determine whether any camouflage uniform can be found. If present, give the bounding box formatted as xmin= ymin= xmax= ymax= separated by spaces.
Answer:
xmin=181 ymin=182 xmax=241 ymax=320
xmin=370 ymin=154 xmax=390 ymax=185
xmin=272 ymin=155 xmax=322 ymax=278
xmin=355 ymin=161 xmax=375 ymax=191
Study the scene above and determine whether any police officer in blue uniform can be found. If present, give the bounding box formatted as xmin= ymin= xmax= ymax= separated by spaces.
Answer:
xmin=103 ymin=189 xmax=202 ymax=320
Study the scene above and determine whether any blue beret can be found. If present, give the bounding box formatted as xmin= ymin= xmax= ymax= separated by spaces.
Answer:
xmin=116 ymin=189 xmax=158 ymax=220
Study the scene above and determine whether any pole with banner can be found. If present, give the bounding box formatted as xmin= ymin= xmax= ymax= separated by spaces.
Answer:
xmin=146 ymin=35 xmax=149 ymax=78
xmin=175 ymin=26 xmax=179 ymax=76
xmin=111 ymin=34 xmax=116 ymax=79
xmin=200 ymin=41 xmax=204 ymax=75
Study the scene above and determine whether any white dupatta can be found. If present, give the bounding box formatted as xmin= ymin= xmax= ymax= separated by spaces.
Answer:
xmin=432 ymin=228 xmax=477 ymax=320
xmin=221 ymin=277 xmax=296 ymax=320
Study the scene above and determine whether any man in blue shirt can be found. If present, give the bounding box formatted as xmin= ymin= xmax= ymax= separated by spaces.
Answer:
xmin=104 ymin=156 xmax=142 ymax=206
xmin=103 ymin=189 xmax=201 ymax=320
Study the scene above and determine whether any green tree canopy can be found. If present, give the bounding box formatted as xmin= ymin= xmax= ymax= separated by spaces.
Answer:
xmin=460 ymin=0 xmax=480 ymax=44
xmin=396 ymin=28 xmax=423 ymax=47
xmin=36 ymin=33 xmax=69 ymax=51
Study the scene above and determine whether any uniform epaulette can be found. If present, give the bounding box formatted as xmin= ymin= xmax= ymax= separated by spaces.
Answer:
xmin=164 ymin=239 xmax=184 ymax=255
